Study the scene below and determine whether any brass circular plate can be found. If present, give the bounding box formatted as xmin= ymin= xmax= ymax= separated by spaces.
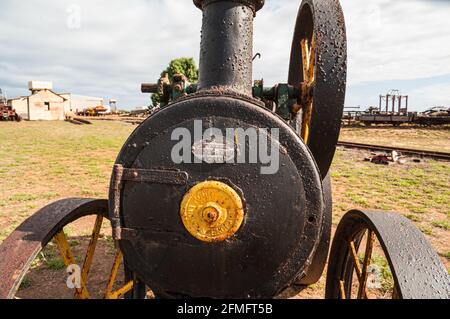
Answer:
xmin=180 ymin=181 xmax=244 ymax=242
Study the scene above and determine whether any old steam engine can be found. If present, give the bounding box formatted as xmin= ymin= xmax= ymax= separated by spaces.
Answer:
xmin=0 ymin=0 xmax=448 ymax=299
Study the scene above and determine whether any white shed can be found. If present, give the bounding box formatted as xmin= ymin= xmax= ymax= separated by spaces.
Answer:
xmin=60 ymin=94 xmax=104 ymax=114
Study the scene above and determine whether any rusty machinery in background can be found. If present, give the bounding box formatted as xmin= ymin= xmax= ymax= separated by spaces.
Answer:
xmin=380 ymin=89 xmax=409 ymax=114
xmin=0 ymin=0 xmax=449 ymax=299
xmin=358 ymin=89 xmax=412 ymax=126
xmin=0 ymin=88 xmax=21 ymax=122
xmin=358 ymin=89 xmax=450 ymax=127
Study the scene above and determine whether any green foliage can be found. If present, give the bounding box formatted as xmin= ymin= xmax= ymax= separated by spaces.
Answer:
xmin=163 ymin=57 xmax=199 ymax=83
xmin=70 ymin=240 xmax=80 ymax=247
xmin=151 ymin=57 xmax=198 ymax=108
xmin=45 ymin=258 xmax=65 ymax=271
xmin=371 ymin=254 xmax=394 ymax=292
xmin=151 ymin=93 xmax=160 ymax=108
xmin=357 ymin=253 xmax=394 ymax=292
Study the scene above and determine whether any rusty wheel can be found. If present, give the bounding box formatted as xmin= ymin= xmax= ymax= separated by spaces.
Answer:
xmin=326 ymin=210 xmax=450 ymax=299
xmin=0 ymin=198 xmax=146 ymax=299
xmin=288 ymin=0 xmax=347 ymax=179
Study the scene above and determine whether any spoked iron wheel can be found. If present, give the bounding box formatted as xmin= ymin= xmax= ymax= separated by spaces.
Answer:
xmin=287 ymin=0 xmax=346 ymax=287
xmin=0 ymin=198 xmax=146 ymax=299
xmin=288 ymin=0 xmax=347 ymax=179
xmin=326 ymin=210 xmax=450 ymax=299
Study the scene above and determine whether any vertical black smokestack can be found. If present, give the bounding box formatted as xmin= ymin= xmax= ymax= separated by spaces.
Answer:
xmin=194 ymin=0 xmax=264 ymax=96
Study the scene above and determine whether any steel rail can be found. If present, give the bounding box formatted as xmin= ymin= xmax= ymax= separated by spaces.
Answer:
xmin=337 ymin=141 xmax=450 ymax=161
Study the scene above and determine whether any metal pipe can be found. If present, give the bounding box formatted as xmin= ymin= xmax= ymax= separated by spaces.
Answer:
xmin=141 ymin=83 xmax=159 ymax=94
xmin=194 ymin=0 xmax=265 ymax=96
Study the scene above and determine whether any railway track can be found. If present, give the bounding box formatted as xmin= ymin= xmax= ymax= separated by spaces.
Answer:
xmin=337 ymin=141 xmax=450 ymax=161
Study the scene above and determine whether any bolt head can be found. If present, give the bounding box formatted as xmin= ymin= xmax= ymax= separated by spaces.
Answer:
xmin=202 ymin=206 xmax=220 ymax=223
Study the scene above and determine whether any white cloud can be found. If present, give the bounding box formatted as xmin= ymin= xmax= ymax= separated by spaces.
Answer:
xmin=0 ymin=0 xmax=202 ymax=107
xmin=410 ymin=81 xmax=450 ymax=108
xmin=0 ymin=0 xmax=449 ymax=109
xmin=341 ymin=0 xmax=450 ymax=85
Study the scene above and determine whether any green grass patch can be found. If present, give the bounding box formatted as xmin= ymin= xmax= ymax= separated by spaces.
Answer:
xmin=19 ymin=277 xmax=33 ymax=290
xmin=405 ymin=214 xmax=422 ymax=222
xmin=348 ymin=194 xmax=369 ymax=207
xmin=69 ymin=240 xmax=80 ymax=247
xmin=419 ymin=225 xmax=434 ymax=236
xmin=8 ymin=194 xmax=38 ymax=203
xmin=431 ymin=220 xmax=450 ymax=230
xmin=440 ymin=251 xmax=450 ymax=259
xmin=45 ymin=258 xmax=66 ymax=271
xmin=371 ymin=254 xmax=395 ymax=292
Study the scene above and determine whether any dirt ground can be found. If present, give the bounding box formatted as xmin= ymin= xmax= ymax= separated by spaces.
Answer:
xmin=1 ymin=121 xmax=448 ymax=299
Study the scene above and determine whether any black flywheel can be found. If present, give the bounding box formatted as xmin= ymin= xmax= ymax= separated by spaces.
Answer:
xmin=288 ymin=0 xmax=347 ymax=179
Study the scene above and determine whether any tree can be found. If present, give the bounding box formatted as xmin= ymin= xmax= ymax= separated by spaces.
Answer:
xmin=164 ymin=57 xmax=198 ymax=83
xmin=151 ymin=57 xmax=199 ymax=108
xmin=151 ymin=91 xmax=161 ymax=108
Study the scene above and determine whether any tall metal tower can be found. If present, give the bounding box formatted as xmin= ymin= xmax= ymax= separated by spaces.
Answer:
xmin=109 ymin=99 xmax=117 ymax=113
xmin=0 ymin=88 xmax=7 ymax=106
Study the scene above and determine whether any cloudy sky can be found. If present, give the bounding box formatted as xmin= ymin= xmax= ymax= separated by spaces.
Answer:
xmin=1 ymin=0 xmax=449 ymax=111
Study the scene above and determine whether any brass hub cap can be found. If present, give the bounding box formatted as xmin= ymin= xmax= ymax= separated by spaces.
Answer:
xmin=180 ymin=181 xmax=245 ymax=242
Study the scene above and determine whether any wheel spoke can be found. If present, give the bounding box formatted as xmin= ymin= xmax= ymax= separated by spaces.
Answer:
xmin=301 ymin=101 xmax=313 ymax=142
xmin=348 ymin=238 xmax=369 ymax=299
xmin=54 ymin=230 xmax=75 ymax=265
xmin=105 ymin=249 xmax=123 ymax=297
xmin=348 ymin=240 xmax=363 ymax=279
xmin=339 ymin=280 xmax=346 ymax=299
xmin=74 ymin=215 xmax=104 ymax=299
xmin=299 ymin=35 xmax=315 ymax=142
xmin=308 ymin=34 xmax=315 ymax=82
xmin=105 ymin=248 xmax=134 ymax=299
xmin=54 ymin=230 xmax=90 ymax=299
xmin=301 ymin=38 xmax=310 ymax=83
xmin=357 ymin=230 xmax=375 ymax=299
xmin=107 ymin=281 xmax=134 ymax=300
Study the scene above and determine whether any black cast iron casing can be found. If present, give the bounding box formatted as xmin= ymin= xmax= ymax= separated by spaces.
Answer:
xmin=194 ymin=0 xmax=265 ymax=13
xmin=110 ymin=93 xmax=325 ymax=298
xmin=196 ymin=0 xmax=260 ymax=96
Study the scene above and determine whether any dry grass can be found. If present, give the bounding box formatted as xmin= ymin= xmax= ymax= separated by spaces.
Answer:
xmin=330 ymin=148 xmax=449 ymax=265
xmin=0 ymin=121 xmax=134 ymax=239
xmin=340 ymin=126 xmax=450 ymax=153
xmin=337 ymin=127 xmax=449 ymax=264
xmin=0 ymin=121 xmax=448 ymax=298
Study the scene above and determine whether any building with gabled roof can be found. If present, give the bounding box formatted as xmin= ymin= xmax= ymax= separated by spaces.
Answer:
xmin=7 ymin=81 xmax=105 ymax=121
xmin=8 ymin=88 xmax=67 ymax=121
